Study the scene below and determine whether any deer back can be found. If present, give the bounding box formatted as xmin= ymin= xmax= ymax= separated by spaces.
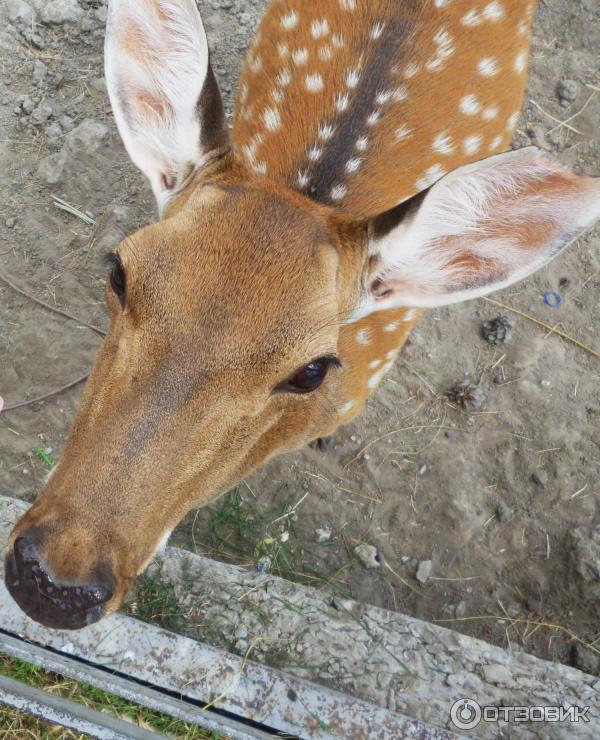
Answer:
xmin=233 ymin=0 xmax=536 ymax=220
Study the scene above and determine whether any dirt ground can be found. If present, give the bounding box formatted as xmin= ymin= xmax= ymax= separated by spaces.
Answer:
xmin=1 ymin=0 xmax=599 ymax=677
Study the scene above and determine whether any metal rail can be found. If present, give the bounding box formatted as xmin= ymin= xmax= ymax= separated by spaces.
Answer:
xmin=0 ymin=673 xmax=162 ymax=740
xmin=0 ymin=631 xmax=273 ymax=739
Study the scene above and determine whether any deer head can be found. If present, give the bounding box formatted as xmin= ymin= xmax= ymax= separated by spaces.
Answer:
xmin=5 ymin=0 xmax=599 ymax=629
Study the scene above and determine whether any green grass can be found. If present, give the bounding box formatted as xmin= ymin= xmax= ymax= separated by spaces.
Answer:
xmin=174 ymin=485 xmax=355 ymax=590
xmin=123 ymin=561 xmax=187 ymax=633
xmin=0 ymin=654 xmax=225 ymax=739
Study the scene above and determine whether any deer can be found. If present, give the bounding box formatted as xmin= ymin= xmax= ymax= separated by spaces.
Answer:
xmin=4 ymin=0 xmax=600 ymax=630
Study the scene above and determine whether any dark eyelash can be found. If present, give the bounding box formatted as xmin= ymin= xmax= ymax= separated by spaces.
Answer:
xmin=323 ymin=354 xmax=343 ymax=371
xmin=106 ymin=251 xmax=126 ymax=307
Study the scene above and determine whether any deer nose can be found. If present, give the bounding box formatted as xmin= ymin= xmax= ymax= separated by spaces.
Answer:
xmin=4 ymin=534 xmax=113 ymax=630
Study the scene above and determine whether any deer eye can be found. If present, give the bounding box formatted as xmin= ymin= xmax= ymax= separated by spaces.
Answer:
xmin=107 ymin=252 xmax=126 ymax=307
xmin=275 ymin=356 xmax=341 ymax=395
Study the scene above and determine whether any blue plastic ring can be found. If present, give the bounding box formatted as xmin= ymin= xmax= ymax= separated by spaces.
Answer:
xmin=543 ymin=291 xmax=562 ymax=308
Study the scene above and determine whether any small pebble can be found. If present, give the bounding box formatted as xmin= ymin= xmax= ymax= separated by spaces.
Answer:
xmin=556 ymin=78 xmax=579 ymax=104
xmin=32 ymin=60 xmax=48 ymax=83
xmin=354 ymin=543 xmax=380 ymax=569
xmin=31 ymin=102 xmax=53 ymax=125
xmin=315 ymin=528 xmax=331 ymax=543
xmin=5 ymin=217 xmax=16 ymax=228
xmin=21 ymin=96 xmax=35 ymax=115
xmin=416 ymin=560 xmax=433 ymax=584
xmin=44 ymin=121 xmax=62 ymax=140
xmin=455 ymin=600 xmax=467 ymax=618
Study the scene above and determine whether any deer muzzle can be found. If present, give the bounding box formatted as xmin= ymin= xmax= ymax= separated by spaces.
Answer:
xmin=4 ymin=531 xmax=115 ymax=630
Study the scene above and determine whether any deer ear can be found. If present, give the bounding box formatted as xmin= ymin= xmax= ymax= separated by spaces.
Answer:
xmin=365 ymin=148 xmax=600 ymax=310
xmin=105 ymin=0 xmax=229 ymax=212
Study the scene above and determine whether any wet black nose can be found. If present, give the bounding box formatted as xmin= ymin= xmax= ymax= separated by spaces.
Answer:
xmin=4 ymin=535 xmax=113 ymax=630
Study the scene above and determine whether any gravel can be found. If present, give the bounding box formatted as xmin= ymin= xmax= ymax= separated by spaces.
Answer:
xmin=354 ymin=544 xmax=381 ymax=569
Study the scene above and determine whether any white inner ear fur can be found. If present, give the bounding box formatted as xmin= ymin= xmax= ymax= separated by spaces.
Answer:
xmin=364 ymin=148 xmax=600 ymax=312
xmin=105 ymin=0 xmax=212 ymax=211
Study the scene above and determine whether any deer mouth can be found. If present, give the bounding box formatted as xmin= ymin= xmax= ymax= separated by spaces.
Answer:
xmin=4 ymin=534 xmax=115 ymax=631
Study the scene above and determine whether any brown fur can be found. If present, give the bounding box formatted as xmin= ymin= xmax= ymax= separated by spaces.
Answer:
xmin=6 ymin=1 xmax=546 ymax=622
xmin=234 ymin=0 xmax=536 ymax=218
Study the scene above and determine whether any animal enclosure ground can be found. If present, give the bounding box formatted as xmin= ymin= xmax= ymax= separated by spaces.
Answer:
xmin=1 ymin=0 xmax=599 ymax=679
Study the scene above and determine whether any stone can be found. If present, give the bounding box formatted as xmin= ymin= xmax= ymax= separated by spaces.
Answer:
xmin=44 ymin=122 xmax=62 ymax=141
xmin=38 ymin=150 xmax=67 ymax=184
xmin=58 ymin=114 xmax=74 ymax=131
xmin=455 ymin=601 xmax=467 ymax=618
xmin=6 ymin=0 xmax=34 ymax=24
xmin=556 ymin=78 xmax=579 ymax=104
xmin=32 ymin=60 xmax=48 ymax=83
xmin=66 ymin=118 xmax=110 ymax=150
xmin=483 ymin=663 xmax=513 ymax=685
xmin=37 ymin=0 xmax=83 ymax=24
xmin=416 ymin=560 xmax=433 ymax=584
xmin=354 ymin=544 xmax=380 ymax=569
xmin=21 ymin=96 xmax=35 ymax=115
xmin=5 ymin=217 xmax=17 ymax=229
xmin=37 ymin=119 xmax=110 ymax=184
xmin=31 ymin=102 xmax=53 ymax=125
xmin=315 ymin=528 xmax=331 ymax=543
